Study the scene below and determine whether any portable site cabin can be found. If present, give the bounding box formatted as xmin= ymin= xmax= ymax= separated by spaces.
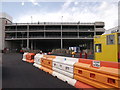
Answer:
xmin=94 ymin=32 xmax=120 ymax=62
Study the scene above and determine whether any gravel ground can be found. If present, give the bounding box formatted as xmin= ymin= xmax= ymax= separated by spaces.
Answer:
xmin=2 ymin=53 xmax=78 ymax=89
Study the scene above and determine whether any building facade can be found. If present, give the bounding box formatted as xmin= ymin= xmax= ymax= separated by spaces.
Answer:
xmin=0 ymin=12 xmax=12 ymax=52
xmin=1 ymin=13 xmax=105 ymax=52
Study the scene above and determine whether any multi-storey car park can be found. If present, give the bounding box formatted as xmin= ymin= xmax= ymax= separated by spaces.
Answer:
xmin=0 ymin=13 xmax=105 ymax=52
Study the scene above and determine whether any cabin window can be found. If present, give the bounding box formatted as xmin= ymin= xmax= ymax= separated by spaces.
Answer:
xmin=95 ymin=44 xmax=102 ymax=52
xmin=107 ymin=35 xmax=115 ymax=45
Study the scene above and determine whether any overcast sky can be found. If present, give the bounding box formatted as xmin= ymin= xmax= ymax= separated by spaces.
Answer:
xmin=2 ymin=0 xmax=119 ymax=30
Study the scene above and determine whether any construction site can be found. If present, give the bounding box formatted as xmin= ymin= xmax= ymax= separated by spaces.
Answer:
xmin=1 ymin=13 xmax=120 ymax=89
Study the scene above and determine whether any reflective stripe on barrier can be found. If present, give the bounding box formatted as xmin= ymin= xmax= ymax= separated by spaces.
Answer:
xmin=52 ymin=67 xmax=73 ymax=78
xmin=52 ymin=71 xmax=77 ymax=86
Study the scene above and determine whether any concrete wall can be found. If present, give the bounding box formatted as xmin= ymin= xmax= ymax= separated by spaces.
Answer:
xmin=0 ymin=18 xmax=2 ymax=51
xmin=0 ymin=12 xmax=12 ymax=51
xmin=0 ymin=18 xmax=5 ymax=51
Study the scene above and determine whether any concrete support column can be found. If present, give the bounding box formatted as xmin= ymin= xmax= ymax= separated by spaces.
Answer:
xmin=16 ymin=24 xmax=17 ymax=38
xmin=0 ymin=18 xmax=5 ymax=50
xmin=34 ymin=41 xmax=36 ymax=50
xmin=61 ymin=24 xmax=63 ymax=49
xmin=31 ymin=40 xmax=33 ymax=50
xmin=77 ymin=22 xmax=80 ymax=38
xmin=61 ymin=39 xmax=63 ymax=49
xmin=27 ymin=39 xmax=29 ymax=49
xmin=44 ymin=22 xmax=46 ymax=38
xmin=94 ymin=23 xmax=96 ymax=36
xmin=27 ymin=24 xmax=29 ymax=49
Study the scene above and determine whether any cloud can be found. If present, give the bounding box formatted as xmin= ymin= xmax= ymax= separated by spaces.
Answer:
xmin=21 ymin=0 xmax=40 ymax=6
xmin=97 ymin=2 xmax=118 ymax=29
xmin=61 ymin=0 xmax=75 ymax=11
xmin=74 ymin=1 xmax=79 ymax=5
xmin=30 ymin=0 xmax=40 ymax=6
xmin=21 ymin=2 xmax=24 ymax=6
xmin=14 ymin=1 xmax=118 ymax=30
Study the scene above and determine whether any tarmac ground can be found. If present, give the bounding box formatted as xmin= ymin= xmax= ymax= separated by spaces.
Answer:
xmin=2 ymin=53 xmax=78 ymax=89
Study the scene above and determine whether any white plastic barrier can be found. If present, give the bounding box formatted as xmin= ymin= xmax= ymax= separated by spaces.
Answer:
xmin=33 ymin=63 xmax=42 ymax=68
xmin=34 ymin=53 xmax=43 ymax=65
xmin=22 ymin=52 xmax=28 ymax=61
xmin=52 ymin=61 xmax=74 ymax=73
xmin=52 ymin=67 xmax=73 ymax=78
xmin=54 ymin=56 xmax=79 ymax=62
xmin=52 ymin=57 xmax=79 ymax=74
xmin=52 ymin=71 xmax=77 ymax=86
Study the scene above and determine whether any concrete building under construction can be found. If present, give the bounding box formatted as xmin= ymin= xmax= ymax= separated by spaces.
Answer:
xmin=0 ymin=13 xmax=105 ymax=52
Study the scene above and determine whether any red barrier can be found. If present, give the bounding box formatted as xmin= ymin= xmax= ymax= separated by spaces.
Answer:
xmin=75 ymin=81 xmax=96 ymax=89
xmin=79 ymin=59 xmax=120 ymax=69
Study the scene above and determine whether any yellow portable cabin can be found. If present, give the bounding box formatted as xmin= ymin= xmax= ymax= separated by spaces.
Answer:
xmin=94 ymin=32 xmax=120 ymax=62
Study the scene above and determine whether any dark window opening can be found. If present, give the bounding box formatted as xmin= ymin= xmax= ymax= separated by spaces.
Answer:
xmin=95 ymin=44 xmax=102 ymax=52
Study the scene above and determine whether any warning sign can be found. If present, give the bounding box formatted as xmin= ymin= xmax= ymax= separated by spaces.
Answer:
xmin=93 ymin=61 xmax=100 ymax=67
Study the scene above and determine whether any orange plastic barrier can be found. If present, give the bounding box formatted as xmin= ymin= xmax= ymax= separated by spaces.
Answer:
xmin=78 ymin=59 xmax=120 ymax=77
xmin=26 ymin=53 xmax=35 ymax=63
xmin=40 ymin=66 xmax=53 ymax=74
xmin=74 ymin=75 xmax=115 ymax=88
xmin=41 ymin=58 xmax=53 ymax=70
xmin=79 ymin=59 xmax=120 ymax=69
xmin=74 ymin=59 xmax=120 ymax=88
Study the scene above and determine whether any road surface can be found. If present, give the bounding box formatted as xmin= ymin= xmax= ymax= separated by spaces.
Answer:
xmin=2 ymin=53 xmax=78 ymax=89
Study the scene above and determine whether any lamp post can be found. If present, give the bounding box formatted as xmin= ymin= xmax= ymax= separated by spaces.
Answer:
xmin=61 ymin=16 xmax=63 ymax=49
xmin=78 ymin=21 xmax=80 ymax=38
xmin=31 ymin=16 xmax=33 ymax=23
